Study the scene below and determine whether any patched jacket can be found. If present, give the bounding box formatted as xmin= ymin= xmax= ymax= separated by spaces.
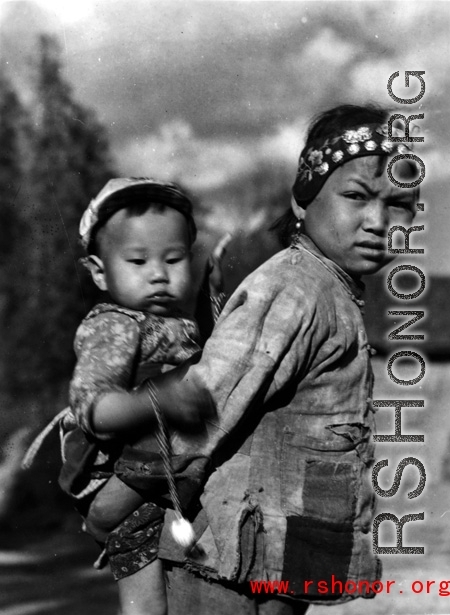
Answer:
xmin=156 ymin=235 xmax=380 ymax=603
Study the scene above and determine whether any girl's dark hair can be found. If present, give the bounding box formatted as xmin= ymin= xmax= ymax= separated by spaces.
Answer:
xmin=271 ymin=103 xmax=391 ymax=247
xmin=305 ymin=103 xmax=388 ymax=144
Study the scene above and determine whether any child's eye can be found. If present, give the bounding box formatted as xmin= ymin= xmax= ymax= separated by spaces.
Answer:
xmin=166 ymin=253 xmax=186 ymax=265
xmin=344 ymin=191 xmax=366 ymax=201
xmin=128 ymin=259 xmax=146 ymax=265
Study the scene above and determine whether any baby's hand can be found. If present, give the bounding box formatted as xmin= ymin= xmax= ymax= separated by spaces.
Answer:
xmin=149 ymin=356 xmax=216 ymax=432
xmin=208 ymin=232 xmax=232 ymax=296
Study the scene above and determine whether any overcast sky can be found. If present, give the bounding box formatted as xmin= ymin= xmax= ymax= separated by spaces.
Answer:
xmin=1 ymin=0 xmax=449 ymax=274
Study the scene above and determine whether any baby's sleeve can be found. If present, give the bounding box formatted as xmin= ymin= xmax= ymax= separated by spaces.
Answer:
xmin=69 ymin=310 xmax=141 ymax=438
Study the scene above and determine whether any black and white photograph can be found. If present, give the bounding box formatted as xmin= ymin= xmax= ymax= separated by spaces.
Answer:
xmin=0 ymin=1 xmax=449 ymax=614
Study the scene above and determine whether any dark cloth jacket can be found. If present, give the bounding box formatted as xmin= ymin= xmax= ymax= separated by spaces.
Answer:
xmin=155 ymin=235 xmax=380 ymax=603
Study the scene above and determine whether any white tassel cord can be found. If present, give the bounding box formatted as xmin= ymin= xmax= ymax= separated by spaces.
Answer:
xmin=146 ymin=381 xmax=196 ymax=550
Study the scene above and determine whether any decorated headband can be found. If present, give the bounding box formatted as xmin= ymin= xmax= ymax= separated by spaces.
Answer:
xmin=80 ymin=177 xmax=196 ymax=250
xmin=292 ymin=123 xmax=413 ymax=206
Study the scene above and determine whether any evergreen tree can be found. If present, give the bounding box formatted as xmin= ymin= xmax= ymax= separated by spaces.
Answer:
xmin=0 ymin=72 xmax=26 ymax=273
xmin=0 ymin=71 xmax=29 ymax=390
xmin=4 ymin=35 xmax=115 ymax=413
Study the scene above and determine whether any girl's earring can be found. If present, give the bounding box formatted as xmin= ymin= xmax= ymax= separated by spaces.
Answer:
xmin=293 ymin=218 xmax=304 ymax=242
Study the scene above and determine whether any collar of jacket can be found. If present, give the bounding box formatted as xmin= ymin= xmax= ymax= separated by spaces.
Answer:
xmin=291 ymin=233 xmax=366 ymax=308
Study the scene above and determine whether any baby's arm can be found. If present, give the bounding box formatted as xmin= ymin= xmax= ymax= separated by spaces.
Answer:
xmin=73 ymin=312 xmax=205 ymax=440
xmin=90 ymin=353 xmax=208 ymax=436
xmin=69 ymin=309 xmax=142 ymax=439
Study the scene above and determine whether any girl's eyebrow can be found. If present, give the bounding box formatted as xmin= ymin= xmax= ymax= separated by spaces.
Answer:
xmin=345 ymin=177 xmax=377 ymax=196
xmin=346 ymin=177 xmax=413 ymax=202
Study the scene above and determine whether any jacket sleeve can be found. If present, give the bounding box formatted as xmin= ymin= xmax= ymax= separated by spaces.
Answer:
xmin=174 ymin=267 xmax=314 ymax=457
xmin=69 ymin=311 xmax=141 ymax=439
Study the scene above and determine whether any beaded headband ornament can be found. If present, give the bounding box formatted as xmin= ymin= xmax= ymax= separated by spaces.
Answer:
xmin=79 ymin=177 xmax=196 ymax=251
xmin=292 ymin=123 xmax=414 ymax=207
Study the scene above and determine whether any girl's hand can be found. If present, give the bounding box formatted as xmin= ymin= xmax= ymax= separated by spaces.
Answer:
xmin=208 ymin=232 xmax=232 ymax=296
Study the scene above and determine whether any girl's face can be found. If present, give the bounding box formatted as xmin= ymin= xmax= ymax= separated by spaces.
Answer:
xmin=91 ymin=207 xmax=193 ymax=315
xmin=301 ymin=156 xmax=417 ymax=279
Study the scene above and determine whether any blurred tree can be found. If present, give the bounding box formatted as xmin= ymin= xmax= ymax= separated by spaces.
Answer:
xmin=3 ymin=35 xmax=114 ymax=416
xmin=0 ymin=71 xmax=29 ymax=393
xmin=0 ymin=72 xmax=25 ymax=269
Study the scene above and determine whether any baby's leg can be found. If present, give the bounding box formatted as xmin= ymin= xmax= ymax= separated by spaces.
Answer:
xmin=117 ymin=559 xmax=167 ymax=615
xmin=84 ymin=475 xmax=145 ymax=543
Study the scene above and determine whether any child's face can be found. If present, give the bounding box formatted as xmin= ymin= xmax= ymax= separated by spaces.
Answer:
xmin=302 ymin=156 xmax=417 ymax=279
xmin=92 ymin=207 xmax=193 ymax=315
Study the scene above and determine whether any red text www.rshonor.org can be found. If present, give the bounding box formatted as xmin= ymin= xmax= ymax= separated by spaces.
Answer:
xmin=249 ymin=578 xmax=391 ymax=595
xmin=250 ymin=577 xmax=394 ymax=595
xmin=250 ymin=578 xmax=450 ymax=597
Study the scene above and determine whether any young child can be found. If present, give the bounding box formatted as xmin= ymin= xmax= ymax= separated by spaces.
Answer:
xmin=58 ymin=178 xmax=228 ymax=615
xmin=73 ymin=105 xmax=422 ymax=615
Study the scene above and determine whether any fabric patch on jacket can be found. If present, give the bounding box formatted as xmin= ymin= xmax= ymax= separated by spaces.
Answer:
xmin=282 ymin=515 xmax=354 ymax=598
